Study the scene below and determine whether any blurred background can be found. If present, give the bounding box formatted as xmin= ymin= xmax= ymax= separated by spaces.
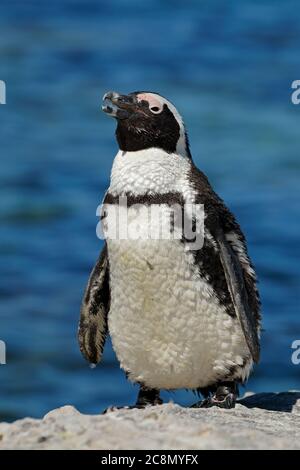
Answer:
xmin=0 ymin=0 xmax=299 ymax=421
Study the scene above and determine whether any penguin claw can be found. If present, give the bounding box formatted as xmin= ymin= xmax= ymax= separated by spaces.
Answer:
xmin=190 ymin=398 xmax=212 ymax=408
xmin=102 ymin=406 xmax=118 ymax=414
xmin=211 ymin=393 xmax=236 ymax=409
xmin=102 ymin=403 xmax=158 ymax=414
xmin=103 ymin=387 xmax=164 ymax=413
xmin=191 ymin=393 xmax=236 ymax=409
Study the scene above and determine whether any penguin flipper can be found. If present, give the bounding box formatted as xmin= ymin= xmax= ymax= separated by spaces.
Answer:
xmin=215 ymin=229 xmax=260 ymax=363
xmin=78 ymin=244 xmax=110 ymax=365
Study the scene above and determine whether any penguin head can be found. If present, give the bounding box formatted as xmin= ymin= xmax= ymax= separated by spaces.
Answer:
xmin=102 ymin=91 xmax=191 ymax=158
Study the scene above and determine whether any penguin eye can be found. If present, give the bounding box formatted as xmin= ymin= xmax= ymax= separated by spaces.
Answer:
xmin=150 ymin=106 xmax=162 ymax=114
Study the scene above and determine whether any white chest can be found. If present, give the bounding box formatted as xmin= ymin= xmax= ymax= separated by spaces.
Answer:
xmin=105 ymin=149 xmax=251 ymax=390
xmin=107 ymin=237 xmax=250 ymax=389
xmin=108 ymin=148 xmax=194 ymax=198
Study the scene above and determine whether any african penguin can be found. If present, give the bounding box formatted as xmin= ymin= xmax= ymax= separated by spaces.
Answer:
xmin=78 ymin=91 xmax=261 ymax=409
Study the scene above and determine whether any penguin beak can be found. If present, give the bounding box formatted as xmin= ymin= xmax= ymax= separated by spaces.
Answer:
xmin=102 ymin=91 xmax=136 ymax=120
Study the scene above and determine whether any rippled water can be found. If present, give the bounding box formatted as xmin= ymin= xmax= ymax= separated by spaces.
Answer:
xmin=0 ymin=0 xmax=300 ymax=421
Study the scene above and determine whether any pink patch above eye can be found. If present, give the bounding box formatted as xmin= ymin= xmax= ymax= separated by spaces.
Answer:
xmin=137 ymin=93 xmax=162 ymax=110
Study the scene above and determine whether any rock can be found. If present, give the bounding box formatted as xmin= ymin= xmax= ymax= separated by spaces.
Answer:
xmin=0 ymin=392 xmax=299 ymax=450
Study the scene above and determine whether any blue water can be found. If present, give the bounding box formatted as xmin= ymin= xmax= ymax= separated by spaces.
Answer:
xmin=0 ymin=0 xmax=300 ymax=421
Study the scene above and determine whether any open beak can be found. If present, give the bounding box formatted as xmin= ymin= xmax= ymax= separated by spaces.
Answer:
xmin=102 ymin=91 xmax=136 ymax=120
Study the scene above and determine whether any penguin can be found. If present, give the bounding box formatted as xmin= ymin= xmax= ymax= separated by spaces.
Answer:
xmin=78 ymin=91 xmax=261 ymax=409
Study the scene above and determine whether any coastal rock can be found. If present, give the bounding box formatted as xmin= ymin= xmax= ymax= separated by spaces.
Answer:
xmin=0 ymin=392 xmax=299 ymax=450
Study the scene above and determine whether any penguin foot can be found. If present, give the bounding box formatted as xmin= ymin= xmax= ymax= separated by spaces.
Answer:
xmin=136 ymin=386 xmax=162 ymax=407
xmin=195 ymin=393 xmax=236 ymax=409
xmin=103 ymin=404 xmax=151 ymax=414
xmin=191 ymin=382 xmax=238 ymax=409
xmin=103 ymin=386 xmax=162 ymax=414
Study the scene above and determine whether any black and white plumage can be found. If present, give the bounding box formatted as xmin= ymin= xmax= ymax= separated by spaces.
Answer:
xmin=78 ymin=91 xmax=261 ymax=409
